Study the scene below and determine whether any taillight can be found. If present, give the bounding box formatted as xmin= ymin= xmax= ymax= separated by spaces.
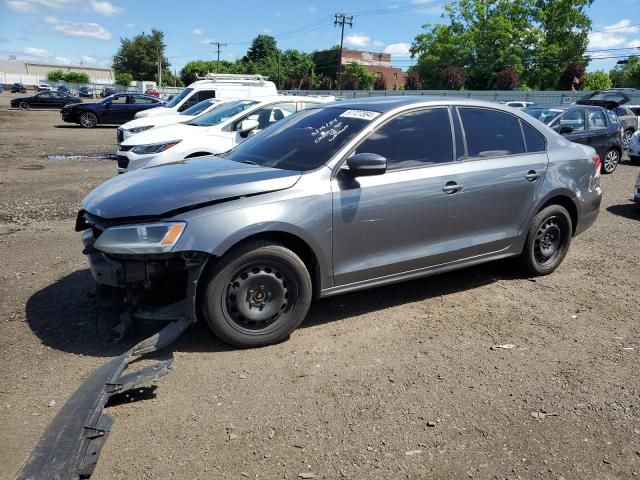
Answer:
xmin=593 ymin=154 xmax=601 ymax=172
xmin=590 ymin=154 xmax=601 ymax=190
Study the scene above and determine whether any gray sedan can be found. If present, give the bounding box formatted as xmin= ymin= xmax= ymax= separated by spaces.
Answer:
xmin=77 ymin=97 xmax=602 ymax=347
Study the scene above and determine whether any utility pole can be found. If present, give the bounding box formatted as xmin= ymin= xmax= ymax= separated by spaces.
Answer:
xmin=210 ymin=41 xmax=227 ymax=73
xmin=157 ymin=46 xmax=162 ymax=88
xmin=334 ymin=13 xmax=353 ymax=90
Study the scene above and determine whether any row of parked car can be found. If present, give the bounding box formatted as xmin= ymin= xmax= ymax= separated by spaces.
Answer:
xmin=66 ymin=75 xmax=636 ymax=348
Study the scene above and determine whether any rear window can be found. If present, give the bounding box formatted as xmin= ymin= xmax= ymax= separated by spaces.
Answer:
xmin=606 ymin=110 xmax=619 ymax=125
xmin=521 ymin=121 xmax=546 ymax=152
xmin=458 ymin=107 xmax=525 ymax=157
xmin=165 ymin=88 xmax=193 ymax=108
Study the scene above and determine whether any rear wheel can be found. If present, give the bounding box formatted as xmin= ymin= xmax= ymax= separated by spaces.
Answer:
xmin=202 ymin=240 xmax=312 ymax=348
xmin=18 ymin=101 xmax=29 ymax=110
xmin=601 ymin=148 xmax=619 ymax=174
xmin=520 ymin=205 xmax=572 ymax=276
xmin=80 ymin=112 xmax=98 ymax=128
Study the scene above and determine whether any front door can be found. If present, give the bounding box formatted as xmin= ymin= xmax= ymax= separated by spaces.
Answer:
xmin=585 ymin=108 xmax=614 ymax=158
xmin=331 ymin=107 xmax=469 ymax=286
xmin=103 ymin=95 xmax=130 ymax=123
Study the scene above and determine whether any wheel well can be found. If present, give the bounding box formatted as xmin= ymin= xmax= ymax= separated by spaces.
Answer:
xmin=539 ymin=196 xmax=578 ymax=235
xmin=185 ymin=151 xmax=212 ymax=159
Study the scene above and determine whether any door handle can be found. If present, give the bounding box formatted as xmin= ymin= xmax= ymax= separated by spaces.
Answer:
xmin=442 ymin=181 xmax=462 ymax=194
xmin=525 ymin=170 xmax=541 ymax=182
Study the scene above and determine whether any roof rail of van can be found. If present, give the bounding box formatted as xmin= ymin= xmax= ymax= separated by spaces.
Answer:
xmin=195 ymin=73 xmax=271 ymax=82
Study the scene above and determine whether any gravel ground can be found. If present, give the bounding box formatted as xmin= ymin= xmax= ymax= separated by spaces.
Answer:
xmin=0 ymin=92 xmax=639 ymax=480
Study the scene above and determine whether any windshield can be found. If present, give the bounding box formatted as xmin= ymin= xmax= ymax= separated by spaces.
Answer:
xmin=226 ymin=106 xmax=380 ymax=171
xmin=523 ymin=107 xmax=563 ymax=125
xmin=181 ymin=99 xmax=217 ymax=116
xmin=165 ymin=88 xmax=193 ymax=108
xmin=189 ymin=100 xmax=258 ymax=127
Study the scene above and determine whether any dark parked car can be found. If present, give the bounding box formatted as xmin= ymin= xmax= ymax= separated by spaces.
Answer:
xmin=524 ymin=104 xmax=623 ymax=174
xmin=577 ymin=89 xmax=638 ymax=150
xmin=10 ymin=91 xmax=82 ymax=110
xmin=78 ymin=86 xmax=94 ymax=98
xmin=100 ymin=87 xmax=117 ymax=98
xmin=61 ymin=93 xmax=166 ymax=128
xmin=11 ymin=82 xmax=27 ymax=93
xmin=77 ymin=97 xmax=602 ymax=348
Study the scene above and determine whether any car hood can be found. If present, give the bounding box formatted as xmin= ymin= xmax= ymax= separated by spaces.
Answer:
xmin=82 ymin=157 xmax=301 ymax=219
xmin=135 ymin=106 xmax=173 ymax=118
xmin=121 ymin=123 xmax=207 ymax=146
xmin=121 ymin=114 xmax=194 ymax=131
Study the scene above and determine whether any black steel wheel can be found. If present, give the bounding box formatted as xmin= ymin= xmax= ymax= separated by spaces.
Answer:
xmin=623 ymin=130 xmax=633 ymax=150
xmin=202 ymin=240 xmax=312 ymax=347
xmin=80 ymin=112 xmax=98 ymax=128
xmin=520 ymin=204 xmax=572 ymax=276
xmin=18 ymin=101 xmax=29 ymax=110
xmin=602 ymin=148 xmax=619 ymax=174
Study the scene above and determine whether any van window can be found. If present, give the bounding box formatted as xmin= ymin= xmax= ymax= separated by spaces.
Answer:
xmin=165 ymin=88 xmax=193 ymax=108
xmin=189 ymin=100 xmax=259 ymax=127
xmin=196 ymin=90 xmax=216 ymax=101
xmin=458 ymin=108 xmax=525 ymax=157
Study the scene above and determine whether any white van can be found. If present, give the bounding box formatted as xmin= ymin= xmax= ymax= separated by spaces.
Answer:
xmin=135 ymin=73 xmax=277 ymax=119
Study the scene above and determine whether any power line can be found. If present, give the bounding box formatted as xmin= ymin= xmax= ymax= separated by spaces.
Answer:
xmin=334 ymin=13 xmax=354 ymax=89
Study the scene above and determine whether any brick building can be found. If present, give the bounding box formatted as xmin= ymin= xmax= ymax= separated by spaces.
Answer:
xmin=313 ymin=48 xmax=406 ymax=90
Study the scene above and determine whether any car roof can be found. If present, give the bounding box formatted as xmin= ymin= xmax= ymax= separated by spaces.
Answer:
xmin=524 ymin=104 xmax=606 ymax=111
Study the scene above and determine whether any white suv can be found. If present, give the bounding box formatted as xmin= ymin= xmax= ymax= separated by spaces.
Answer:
xmin=116 ymin=96 xmax=334 ymax=173
xmin=134 ymin=74 xmax=277 ymax=119
xmin=116 ymin=98 xmax=227 ymax=143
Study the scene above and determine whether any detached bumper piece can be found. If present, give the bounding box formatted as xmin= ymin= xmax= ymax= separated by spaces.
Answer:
xmin=16 ymin=264 xmax=204 ymax=480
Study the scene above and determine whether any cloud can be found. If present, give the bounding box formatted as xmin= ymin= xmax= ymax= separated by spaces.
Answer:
xmin=125 ymin=22 xmax=135 ymax=28
xmin=90 ymin=0 xmax=121 ymax=16
xmin=192 ymin=28 xmax=203 ymax=35
xmin=262 ymin=28 xmax=272 ymax=33
xmin=46 ymin=17 xmax=112 ymax=40
xmin=307 ymin=5 xmax=316 ymax=13
xmin=81 ymin=55 xmax=109 ymax=67
xmin=383 ymin=42 xmax=411 ymax=55
xmin=589 ymin=18 xmax=640 ymax=49
xmin=23 ymin=46 xmax=50 ymax=57
xmin=628 ymin=39 xmax=640 ymax=48
xmin=5 ymin=0 xmax=74 ymax=13
xmin=200 ymin=38 xmax=213 ymax=45
xmin=345 ymin=33 xmax=370 ymax=48
xmin=372 ymin=40 xmax=384 ymax=48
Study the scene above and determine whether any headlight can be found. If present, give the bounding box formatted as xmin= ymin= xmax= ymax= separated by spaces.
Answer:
xmin=132 ymin=140 xmax=181 ymax=155
xmin=94 ymin=222 xmax=186 ymax=254
xmin=128 ymin=125 xmax=154 ymax=134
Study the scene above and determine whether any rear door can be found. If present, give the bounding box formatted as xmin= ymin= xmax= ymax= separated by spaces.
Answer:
xmin=586 ymin=108 xmax=616 ymax=158
xmin=454 ymin=107 xmax=549 ymax=255
xmin=549 ymin=108 xmax=588 ymax=146
xmin=128 ymin=95 xmax=160 ymax=120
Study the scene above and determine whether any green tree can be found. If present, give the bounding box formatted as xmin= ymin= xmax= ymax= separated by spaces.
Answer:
xmin=115 ymin=72 xmax=133 ymax=86
xmin=343 ymin=63 xmax=375 ymax=90
xmin=610 ymin=56 xmax=640 ymax=88
xmin=583 ymin=70 xmax=612 ymax=90
xmin=246 ymin=34 xmax=278 ymax=63
xmin=63 ymin=72 xmax=90 ymax=84
xmin=112 ymin=29 xmax=170 ymax=83
xmin=47 ymin=69 xmax=65 ymax=81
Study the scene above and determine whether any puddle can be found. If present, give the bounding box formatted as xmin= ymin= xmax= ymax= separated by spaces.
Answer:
xmin=47 ymin=153 xmax=117 ymax=161
xmin=19 ymin=164 xmax=45 ymax=170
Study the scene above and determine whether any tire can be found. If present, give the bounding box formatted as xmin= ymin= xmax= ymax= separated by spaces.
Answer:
xmin=601 ymin=148 xmax=619 ymax=174
xmin=201 ymin=240 xmax=312 ymax=348
xmin=80 ymin=112 xmax=98 ymax=128
xmin=520 ymin=204 xmax=572 ymax=277
xmin=623 ymin=130 xmax=633 ymax=150
xmin=18 ymin=101 xmax=29 ymax=110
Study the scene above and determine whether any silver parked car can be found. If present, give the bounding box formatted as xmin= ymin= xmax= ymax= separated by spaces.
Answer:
xmin=77 ymin=97 xmax=602 ymax=347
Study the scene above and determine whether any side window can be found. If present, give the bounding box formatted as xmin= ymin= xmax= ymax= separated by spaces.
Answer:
xmin=357 ymin=108 xmax=453 ymax=170
xmin=178 ymin=93 xmax=199 ymax=111
xmin=553 ymin=109 xmax=585 ymax=133
xmin=458 ymin=108 xmax=525 ymax=157
xmin=197 ymin=90 xmax=216 ymax=101
xmin=131 ymin=96 xmax=155 ymax=104
xmin=606 ymin=110 xmax=619 ymax=126
xmin=615 ymin=107 xmax=628 ymax=116
xmin=587 ymin=110 xmax=607 ymax=131
xmin=235 ymin=103 xmax=297 ymax=131
xmin=38 ymin=92 xmax=52 ymax=98
xmin=111 ymin=95 xmax=128 ymax=104
xmin=521 ymin=121 xmax=546 ymax=153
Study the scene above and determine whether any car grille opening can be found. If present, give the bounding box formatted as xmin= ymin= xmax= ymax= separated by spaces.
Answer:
xmin=117 ymin=155 xmax=130 ymax=169
xmin=117 ymin=129 xmax=124 ymax=143
xmin=118 ymin=145 xmax=134 ymax=152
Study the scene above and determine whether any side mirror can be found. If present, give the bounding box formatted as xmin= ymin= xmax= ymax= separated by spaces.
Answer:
xmin=559 ymin=125 xmax=573 ymax=135
xmin=346 ymin=152 xmax=387 ymax=177
xmin=104 ymin=99 xmax=112 ymax=107
xmin=239 ymin=119 xmax=260 ymax=133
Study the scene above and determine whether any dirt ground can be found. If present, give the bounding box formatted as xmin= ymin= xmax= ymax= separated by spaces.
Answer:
xmin=0 ymin=92 xmax=639 ymax=480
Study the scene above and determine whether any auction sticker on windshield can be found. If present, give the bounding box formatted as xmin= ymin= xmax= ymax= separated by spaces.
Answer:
xmin=339 ymin=109 xmax=381 ymax=120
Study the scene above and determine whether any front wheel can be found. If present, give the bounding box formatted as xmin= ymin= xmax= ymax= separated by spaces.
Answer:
xmin=623 ymin=130 xmax=633 ymax=150
xmin=18 ymin=101 xmax=29 ymax=110
xmin=80 ymin=112 xmax=98 ymax=128
xmin=602 ymin=148 xmax=619 ymax=174
xmin=201 ymin=240 xmax=312 ymax=348
xmin=520 ymin=205 xmax=572 ymax=276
